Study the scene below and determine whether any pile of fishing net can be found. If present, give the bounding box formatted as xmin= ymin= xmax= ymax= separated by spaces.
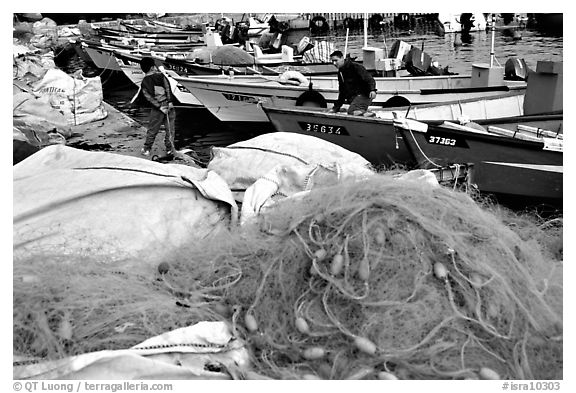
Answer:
xmin=13 ymin=175 xmax=562 ymax=379
xmin=13 ymin=254 xmax=221 ymax=362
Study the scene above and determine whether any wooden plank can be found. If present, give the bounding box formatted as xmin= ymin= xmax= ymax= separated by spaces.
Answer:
xmin=517 ymin=124 xmax=562 ymax=139
xmin=487 ymin=125 xmax=542 ymax=142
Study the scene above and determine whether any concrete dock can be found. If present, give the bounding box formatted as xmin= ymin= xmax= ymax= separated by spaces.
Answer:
xmin=66 ymin=102 xmax=150 ymax=158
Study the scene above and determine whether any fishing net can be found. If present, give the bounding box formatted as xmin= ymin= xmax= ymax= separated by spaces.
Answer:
xmin=191 ymin=46 xmax=255 ymax=65
xmin=162 ymin=175 xmax=562 ymax=379
xmin=13 ymin=174 xmax=562 ymax=379
xmin=13 ymin=255 xmax=218 ymax=361
xmin=487 ymin=204 xmax=563 ymax=263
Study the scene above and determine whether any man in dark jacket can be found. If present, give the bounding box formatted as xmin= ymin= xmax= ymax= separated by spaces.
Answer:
xmin=329 ymin=50 xmax=377 ymax=115
xmin=139 ymin=57 xmax=176 ymax=157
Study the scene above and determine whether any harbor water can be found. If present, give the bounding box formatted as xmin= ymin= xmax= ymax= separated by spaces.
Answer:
xmin=60 ymin=26 xmax=563 ymax=163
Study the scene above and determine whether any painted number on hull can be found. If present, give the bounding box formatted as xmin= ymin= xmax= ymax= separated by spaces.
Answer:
xmin=428 ymin=136 xmax=456 ymax=146
xmin=222 ymin=93 xmax=259 ymax=104
xmin=424 ymin=131 xmax=469 ymax=148
xmin=298 ymin=122 xmax=349 ymax=136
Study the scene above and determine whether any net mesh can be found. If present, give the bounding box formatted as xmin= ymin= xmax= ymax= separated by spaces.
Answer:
xmin=13 ymin=175 xmax=562 ymax=379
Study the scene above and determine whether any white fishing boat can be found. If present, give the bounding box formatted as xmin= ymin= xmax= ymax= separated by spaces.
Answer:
xmin=171 ymin=72 xmax=525 ymax=126
xmin=171 ymin=15 xmax=526 ymax=127
xmin=77 ymin=40 xmax=197 ymax=72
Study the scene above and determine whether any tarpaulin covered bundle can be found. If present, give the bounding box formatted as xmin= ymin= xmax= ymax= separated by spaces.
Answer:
xmin=159 ymin=175 xmax=562 ymax=379
xmin=208 ymin=132 xmax=374 ymax=203
xmin=190 ymin=45 xmax=255 ymax=65
xmin=240 ymin=160 xmax=374 ymax=224
xmin=13 ymin=145 xmax=238 ymax=271
xmin=32 ymin=69 xmax=108 ymax=126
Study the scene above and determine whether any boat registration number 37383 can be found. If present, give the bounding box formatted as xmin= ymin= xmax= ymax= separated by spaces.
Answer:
xmin=298 ymin=122 xmax=349 ymax=136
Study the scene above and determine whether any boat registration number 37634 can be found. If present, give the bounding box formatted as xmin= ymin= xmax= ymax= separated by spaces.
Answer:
xmin=428 ymin=135 xmax=457 ymax=146
xmin=298 ymin=122 xmax=349 ymax=136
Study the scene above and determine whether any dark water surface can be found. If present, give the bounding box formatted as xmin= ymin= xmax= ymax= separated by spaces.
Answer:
xmin=62 ymin=26 xmax=563 ymax=164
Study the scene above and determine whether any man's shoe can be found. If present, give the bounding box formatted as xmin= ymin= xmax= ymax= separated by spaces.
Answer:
xmin=141 ymin=148 xmax=151 ymax=156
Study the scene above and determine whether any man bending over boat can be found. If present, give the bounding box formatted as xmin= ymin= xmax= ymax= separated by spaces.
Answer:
xmin=329 ymin=50 xmax=377 ymax=115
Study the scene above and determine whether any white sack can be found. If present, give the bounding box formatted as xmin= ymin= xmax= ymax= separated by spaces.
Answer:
xmin=33 ymin=68 xmax=108 ymax=126
xmin=13 ymin=91 xmax=72 ymax=138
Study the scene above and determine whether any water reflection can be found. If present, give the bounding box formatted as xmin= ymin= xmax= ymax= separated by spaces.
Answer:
xmin=460 ymin=32 xmax=474 ymax=45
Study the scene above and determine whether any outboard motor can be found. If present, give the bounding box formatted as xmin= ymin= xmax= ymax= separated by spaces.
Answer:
xmin=504 ymin=57 xmax=531 ymax=81
xmin=405 ymin=45 xmax=432 ymax=76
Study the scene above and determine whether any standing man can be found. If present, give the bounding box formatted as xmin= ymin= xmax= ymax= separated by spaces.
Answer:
xmin=139 ymin=57 xmax=176 ymax=157
xmin=329 ymin=50 xmax=377 ymax=115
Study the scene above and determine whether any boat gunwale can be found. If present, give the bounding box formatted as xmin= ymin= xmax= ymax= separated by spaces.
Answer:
xmin=174 ymin=75 xmax=525 ymax=96
xmin=398 ymin=121 xmax=562 ymax=151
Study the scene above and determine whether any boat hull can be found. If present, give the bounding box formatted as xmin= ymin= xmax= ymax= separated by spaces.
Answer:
xmin=262 ymin=106 xmax=413 ymax=167
xmin=162 ymin=57 xmax=337 ymax=77
xmin=95 ymin=27 xmax=204 ymax=43
xmin=118 ymin=64 xmax=202 ymax=107
xmin=83 ymin=46 xmax=123 ymax=71
xmin=396 ymin=118 xmax=563 ymax=201
xmin=262 ymin=101 xmax=562 ymax=179
xmin=175 ymin=74 xmax=525 ymax=124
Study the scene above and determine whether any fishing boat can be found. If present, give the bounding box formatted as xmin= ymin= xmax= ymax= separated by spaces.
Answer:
xmin=171 ymin=15 xmax=526 ymax=127
xmin=75 ymin=39 xmax=203 ymax=71
xmin=119 ymin=19 xmax=203 ymax=34
xmin=262 ymin=60 xmax=562 ymax=203
xmin=144 ymin=18 xmax=204 ymax=32
xmin=77 ymin=38 xmax=337 ymax=77
xmin=71 ymin=39 xmax=203 ymax=107
xmin=392 ymin=115 xmax=562 ymax=203
xmin=261 ymin=96 xmax=562 ymax=202
xmin=261 ymin=60 xmax=562 ymax=167
xmin=160 ymin=55 xmax=324 ymax=76
xmin=260 ymin=91 xmax=528 ymax=167
xmin=172 ymin=72 xmax=525 ymax=127
xmin=160 ymin=54 xmax=336 ymax=76
xmin=93 ymin=26 xmax=205 ymax=45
